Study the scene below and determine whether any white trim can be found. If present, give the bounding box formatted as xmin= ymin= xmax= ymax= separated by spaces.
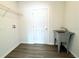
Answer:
xmin=21 ymin=41 xmax=54 ymax=45
xmin=2 ymin=41 xmax=78 ymax=58
xmin=1 ymin=42 xmax=21 ymax=58
xmin=21 ymin=42 xmax=36 ymax=44
xmin=69 ymin=50 xmax=78 ymax=58
xmin=22 ymin=41 xmax=78 ymax=58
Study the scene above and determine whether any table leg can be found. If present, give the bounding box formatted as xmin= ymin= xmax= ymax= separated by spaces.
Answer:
xmin=58 ymin=42 xmax=61 ymax=53
xmin=54 ymin=38 xmax=56 ymax=45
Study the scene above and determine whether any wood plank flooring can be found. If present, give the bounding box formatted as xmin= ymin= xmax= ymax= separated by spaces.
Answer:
xmin=5 ymin=44 xmax=74 ymax=58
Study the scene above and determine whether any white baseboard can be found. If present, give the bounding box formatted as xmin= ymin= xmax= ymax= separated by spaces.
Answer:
xmin=21 ymin=41 xmax=78 ymax=58
xmin=2 ymin=41 xmax=78 ymax=58
xmin=21 ymin=42 xmax=36 ymax=44
xmin=2 ymin=42 xmax=21 ymax=58
xmin=21 ymin=42 xmax=54 ymax=45
xmin=69 ymin=50 xmax=78 ymax=58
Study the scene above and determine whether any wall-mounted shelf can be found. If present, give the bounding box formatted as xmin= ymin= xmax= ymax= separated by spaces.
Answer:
xmin=0 ymin=4 xmax=22 ymax=16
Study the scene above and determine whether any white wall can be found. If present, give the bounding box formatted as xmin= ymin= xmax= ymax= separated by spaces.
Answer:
xmin=19 ymin=2 xmax=79 ymax=57
xmin=0 ymin=1 xmax=79 ymax=58
xmin=64 ymin=2 xmax=79 ymax=57
xmin=18 ymin=1 xmax=65 ymax=44
xmin=0 ymin=1 xmax=20 ymax=57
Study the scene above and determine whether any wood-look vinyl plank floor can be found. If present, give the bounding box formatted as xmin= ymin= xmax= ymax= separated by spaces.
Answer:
xmin=5 ymin=44 xmax=74 ymax=58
